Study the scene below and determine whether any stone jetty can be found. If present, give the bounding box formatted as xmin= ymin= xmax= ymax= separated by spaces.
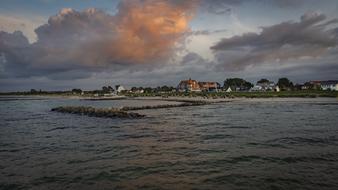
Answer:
xmin=51 ymin=100 xmax=210 ymax=119
xmin=51 ymin=106 xmax=145 ymax=118
xmin=121 ymin=101 xmax=208 ymax=111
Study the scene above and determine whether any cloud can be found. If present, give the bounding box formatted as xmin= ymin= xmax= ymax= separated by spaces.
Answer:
xmin=269 ymin=0 xmax=305 ymax=8
xmin=111 ymin=0 xmax=196 ymax=63
xmin=200 ymin=0 xmax=238 ymax=15
xmin=189 ymin=29 xmax=227 ymax=36
xmin=211 ymin=12 xmax=338 ymax=70
xmin=0 ymin=0 xmax=197 ymax=79
xmin=0 ymin=14 xmax=45 ymax=42
xmin=200 ymin=0 xmax=306 ymax=15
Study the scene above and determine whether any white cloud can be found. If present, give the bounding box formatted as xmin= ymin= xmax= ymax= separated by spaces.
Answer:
xmin=0 ymin=14 xmax=45 ymax=43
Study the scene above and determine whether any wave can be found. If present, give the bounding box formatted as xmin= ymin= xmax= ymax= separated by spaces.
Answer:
xmin=265 ymin=136 xmax=338 ymax=146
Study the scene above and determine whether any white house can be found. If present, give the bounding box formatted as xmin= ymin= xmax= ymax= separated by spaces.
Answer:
xmin=250 ymin=85 xmax=263 ymax=91
xmin=116 ymin=85 xmax=125 ymax=93
xmin=135 ymin=89 xmax=144 ymax=94
xmin=251 ymin=81 xmax=279 ymax=92
xmin=321 ymin=81 xmax=338 ymax=91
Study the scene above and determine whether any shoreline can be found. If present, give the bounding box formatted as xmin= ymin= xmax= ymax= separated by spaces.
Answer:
xmin=1 ymin=93 xmax=337 ymax=101
xmin=1 ymin=89 xmax=338 ymax=100
xmin=3 ymin=94 xmax=337 ymax=119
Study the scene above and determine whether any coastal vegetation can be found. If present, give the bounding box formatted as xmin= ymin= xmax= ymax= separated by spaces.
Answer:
xmin=277 ymin=78 xmax=294 ymax=91
xmin=124 ymin=90 xmax=338 ymax=98
xmin=1 ymin=77 xmax=337 ymax=98
xmin=223 ymin=78 xmax=253 ymax=91
xmin=1 ymin=89 xmax=337 ymax=98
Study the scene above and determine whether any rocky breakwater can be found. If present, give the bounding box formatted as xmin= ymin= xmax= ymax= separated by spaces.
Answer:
xmin=51 ymin=106 xmax=145 ymax=118
xmin=121 ymin=100 xmax=208 ymax=111
xmin=51 ymin=100 xmax=210 ymax=119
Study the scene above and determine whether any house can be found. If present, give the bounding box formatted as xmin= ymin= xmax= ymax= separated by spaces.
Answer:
xmin=309 ymin=81 xmax=322 ymax=90
xmin=130 ymin=87 xmax=144 ymax=94
xmin=198 ymin=82 xmax=221 ymax=92
xmin=320 ymin=80 xmax=338 ymax=91
xmin=251 ymin=81 xmax=279 ymax=92
xmin=304 ymin=80 xmax=338 ymax=91
xmin=135 ymin=89 xmax=144 ymax=94
xmin=177 ymin=78 xmax=201 ymax=92
xmin=301 ymin=82 xmax=318 ymax=90
xmin=257 ymin=81 xmax=275 ymax=91
xmin=250 ymin=85 xmax=263 ymax=91
xmin=115 ymin=85 xmax=125 ymax=93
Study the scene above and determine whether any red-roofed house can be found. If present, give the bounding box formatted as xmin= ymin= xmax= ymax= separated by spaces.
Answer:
xmin=177 ymin=78 xmax=201 ymax=92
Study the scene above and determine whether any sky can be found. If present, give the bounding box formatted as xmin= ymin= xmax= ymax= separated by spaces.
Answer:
xmin=0 ymin=0 xmax=338 ymax=91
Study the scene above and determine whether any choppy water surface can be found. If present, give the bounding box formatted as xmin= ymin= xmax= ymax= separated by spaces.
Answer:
xmin=1 ymin=97 xmax=338 ymax=190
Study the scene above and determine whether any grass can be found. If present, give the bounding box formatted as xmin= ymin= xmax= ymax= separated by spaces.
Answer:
xmin=123 ymin=90 xmax=338 ymax=98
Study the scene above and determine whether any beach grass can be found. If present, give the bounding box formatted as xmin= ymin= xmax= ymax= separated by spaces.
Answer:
xmin=124 ymin=90 xmax=338 ymax=98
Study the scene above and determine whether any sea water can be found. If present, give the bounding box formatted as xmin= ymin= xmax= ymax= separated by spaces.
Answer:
xmin=0 ymin=97 xmax=338 ymax=189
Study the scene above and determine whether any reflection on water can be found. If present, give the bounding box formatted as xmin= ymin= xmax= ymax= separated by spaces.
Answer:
xmin=0 ymin=97 xmax=338 ymax=189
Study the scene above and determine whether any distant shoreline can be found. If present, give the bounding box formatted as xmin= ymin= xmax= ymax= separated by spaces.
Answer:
xmin=0 ymin=93 xmax=337 ymax=104
xmin=1 ymin=90 xmax=337 ymax=100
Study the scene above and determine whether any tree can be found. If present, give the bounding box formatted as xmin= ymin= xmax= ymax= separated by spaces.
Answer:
xmin=131 ymin=87 xmax=138 ymax=92
xmin=30 ymin=89 xmax=37 ymax=94
xmin=257 ymin=78 xmax=270 ymax=84
xmin=102 ymin=86 xmax=108 ymax=93
xmin=72 ymin=88 xmax=82 ymax=94
xmin=107 ymin=86 xmax=114 ymax=91
xmin=155 ymin=86 xmax=161 ymax=92
xmin=277 ymin=78 xmax=294 ymax=91
xmin=223 ymin=78 xmax=253 ymax=91
xmin=161 ymin=85 xmax=170 ymax=92
xmin=144 ymin=87 xmax=153 ymax=93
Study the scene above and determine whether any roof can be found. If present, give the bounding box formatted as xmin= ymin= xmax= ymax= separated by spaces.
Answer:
xmin=180 ymin=79 xmax=198 ymax=84
xmin=320 ymin=80 xmax=338 ymax=85
xmin=198 ymin=81 xmax=219 ymax=88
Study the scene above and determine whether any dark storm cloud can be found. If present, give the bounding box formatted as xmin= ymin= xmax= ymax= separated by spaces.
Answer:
xmin=281 ymin=61 xmax=338 ymax=80
xmin=0 ymin=9 xmax=115 ymax=79
xmin=211 ymin=12 xmax=338 ymax=70
xmin=180 ymin=52 xmax=210 ymax=65
xmin=0 ymin=31 xmax=29 ymax=48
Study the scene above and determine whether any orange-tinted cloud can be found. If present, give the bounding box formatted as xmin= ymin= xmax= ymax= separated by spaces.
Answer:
xmin=109 ymin=0 xmax=197 ymax=63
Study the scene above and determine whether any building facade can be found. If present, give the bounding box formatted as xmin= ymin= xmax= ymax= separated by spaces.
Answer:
xmin=177 ymin=78 xmax=201 ymax=92
xmin=251 ymin=81 xmax=279 ymax=92
xmin=320 ymin=80 xmax=338 ymax=91
xmin=198 ymin=82 xmax=221 ymax=92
